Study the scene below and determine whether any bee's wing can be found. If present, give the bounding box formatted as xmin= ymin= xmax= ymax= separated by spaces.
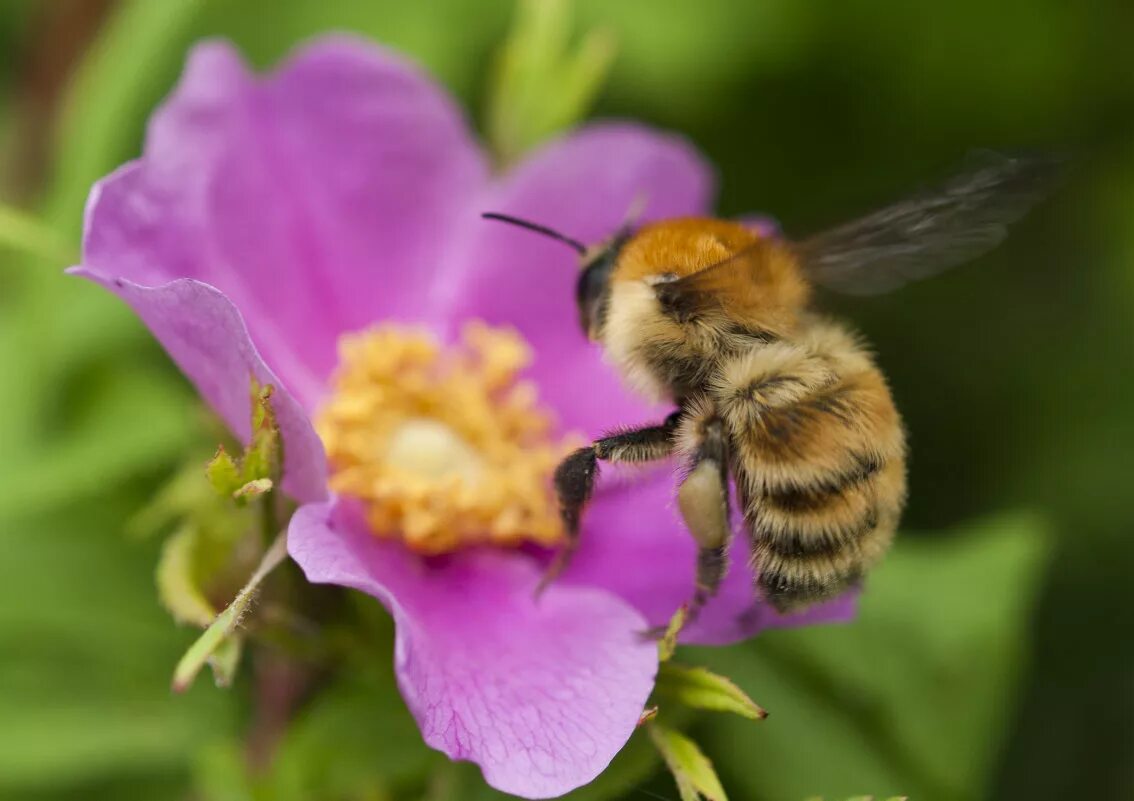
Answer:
xmin=655 ymin=243 xmax=777 ymax=321
xmin=797 ymin=152 xmax=1060 ymax=295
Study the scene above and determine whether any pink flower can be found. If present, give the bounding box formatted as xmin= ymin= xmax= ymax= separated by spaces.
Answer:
xmin=72 ymin=36 xmax=853 ymax=798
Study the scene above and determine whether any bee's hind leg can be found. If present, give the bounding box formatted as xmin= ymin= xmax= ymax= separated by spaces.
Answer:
xmin=676 ymin=417 xmax=732 ymax=626
xmin=539 ymin=413 xmax=681 ymax=594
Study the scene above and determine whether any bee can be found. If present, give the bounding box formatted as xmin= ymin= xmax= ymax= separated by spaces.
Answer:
xmin=484 ymin=152 xmax=1055 ymax=617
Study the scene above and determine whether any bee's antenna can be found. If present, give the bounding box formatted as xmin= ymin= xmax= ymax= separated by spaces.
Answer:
xmin=481 ymin=212 xmax=587 ymax=255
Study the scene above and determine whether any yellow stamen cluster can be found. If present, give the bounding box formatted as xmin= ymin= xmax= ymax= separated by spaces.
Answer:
xmin=316 ymin=322 xmax=577 ymax=554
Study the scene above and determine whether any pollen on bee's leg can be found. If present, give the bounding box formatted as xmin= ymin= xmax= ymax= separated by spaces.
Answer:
xmin=315 ymin=322 xmax=580 ymax=554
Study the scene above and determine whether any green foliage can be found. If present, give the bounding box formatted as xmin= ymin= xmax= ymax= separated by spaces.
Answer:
xmin=0 ymin=498 xmax=240 ymax=799
xmin=648 ymin=604 xmax=764 ymax=801
xmin=655 ymin=663 xmax=767 ymax=721
xmin=0 ymin=203 xmax=75 ymax=263
xmin=695 ymin=514 xmax=1051 ymax=801
xmin=205 ymin=447 xmax=244 ymax=500
xmin=486 ymin=0 xmax=616 ymax=165
xmin=189 ymin=609 xmax=433 ymax=801
xmin=206 ymin=381 xmax=280 ymax=501
xmin=171 ymin=531 xmax=288 ymax=693
xmin=157 ymin=523 xmax=223 ymax=627
xmin=657 ymin=604 xmax=688 ymax=662
xmin=804 ymin=797 xmax=908 ymax=801
xmin=0 ymin=0 xmax=1127 ymax=799
xmin=162 ymin=379 xmax=285 ymax=690
xmin=144 ymin=450 xmax=259 ymax=630
xmin=648 ymin=723 xmax=729 ymax=801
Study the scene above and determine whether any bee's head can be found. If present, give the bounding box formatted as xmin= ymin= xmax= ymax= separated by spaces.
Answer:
xmin=480 ymin=213 xmax=631 ymax=341
xmin=574 ymin=227 xmax=633 ymax=340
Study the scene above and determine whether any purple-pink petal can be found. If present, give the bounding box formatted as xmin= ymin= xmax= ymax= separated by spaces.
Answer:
xmin=79 ymin=36 xmax=488 ymax=411
xmin=437 ymin=123 xmax=715 ymax=437
xmin=65 ymin=272 xmax=328 ymax=503
xmin=289 ymin=501 xmax=658 ymax=799
xmin=563 ymin=468 xmax=858 ymax=645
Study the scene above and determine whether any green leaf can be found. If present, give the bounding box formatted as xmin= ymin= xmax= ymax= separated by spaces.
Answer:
xmin=648 ymin=723 xmax=728 ymax=801
xmin=486 ymin=0 xmax=616 ymax=165
xmin=172 ymin=531 xmax=288 ymax=693
xmin=655 ymin=662 xmax=767 ymax=721
xmin=697 ymin=513 xmax=1052 ymax=801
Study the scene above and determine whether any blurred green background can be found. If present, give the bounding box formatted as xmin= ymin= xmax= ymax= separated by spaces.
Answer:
xmin=1 ymin=1 xmax=1130 ymax=800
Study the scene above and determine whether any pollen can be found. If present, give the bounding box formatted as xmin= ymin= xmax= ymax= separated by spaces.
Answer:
xmin=316 ymin=322 xmax=578 ymax=554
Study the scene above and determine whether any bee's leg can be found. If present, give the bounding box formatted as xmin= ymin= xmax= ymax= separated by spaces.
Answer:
xmin=676 ymin=418 xmax=731 ymax=625
xmin=540 ymin=413 xmax=681 ymax=593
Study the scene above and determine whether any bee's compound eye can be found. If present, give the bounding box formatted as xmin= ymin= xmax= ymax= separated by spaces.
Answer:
xmin=576 ymin=262 xmax=609 ymax=335
xmin=576 ymin=263 xmax=604 ymax=306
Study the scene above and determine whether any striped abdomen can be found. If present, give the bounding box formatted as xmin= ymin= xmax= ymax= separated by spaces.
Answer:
xmin=712 ymin=326 xmax=907 ymax=612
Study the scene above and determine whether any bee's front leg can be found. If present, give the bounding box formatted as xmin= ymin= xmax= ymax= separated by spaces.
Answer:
xmin=538 ymin=413 xmax=681 ymax=594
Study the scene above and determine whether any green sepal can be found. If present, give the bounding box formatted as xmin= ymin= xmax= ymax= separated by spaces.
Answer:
xmin=206 ymin=446 xmax=243 ymax=498
xmin=242 ymin=380 xmax=280 ymax=485
xmin=655 ymin=662 xmax=767 ymax=720
xmin=207 ymin=636 xmax=243 ymax=689
xmin=232 ymin=477 xmax=274 ymax=503
xmin=151 ymin=472 xmax=255 ymax=633
xmin=206 ymin=381 xmax=281 ymax=503
xmin=172 ymin=531 xmax=289 ymax=693
xmin=658 ymin=605 xmax=688 ymax=662
xmin=155 ymin=524 xmax=217 ymax=628
xmin=648 ymin=722 xmax=729 ymax=801
xmin=163 ymin=379 xmax=284 ymax=691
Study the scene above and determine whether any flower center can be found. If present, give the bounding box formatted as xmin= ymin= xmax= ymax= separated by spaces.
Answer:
xmin=316 ymin=322 xmax=578 ymax=554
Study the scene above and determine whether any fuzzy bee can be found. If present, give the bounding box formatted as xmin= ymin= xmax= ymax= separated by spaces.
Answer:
xmin=484 ymin=152 xmax=1055 ymax=618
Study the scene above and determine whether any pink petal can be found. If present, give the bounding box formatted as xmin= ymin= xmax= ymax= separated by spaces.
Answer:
xmin=437 ymin=123 xmax=715 ymax=437
xmin=289 ymin=501 xmax=657 ymax=799
xmin=80 ymin=36 xmax=488 ymax=410
xmin=66 ymin=273 xmax=327 ymax=503
xmin=563 ymin=468 xmax=858 ymax=645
